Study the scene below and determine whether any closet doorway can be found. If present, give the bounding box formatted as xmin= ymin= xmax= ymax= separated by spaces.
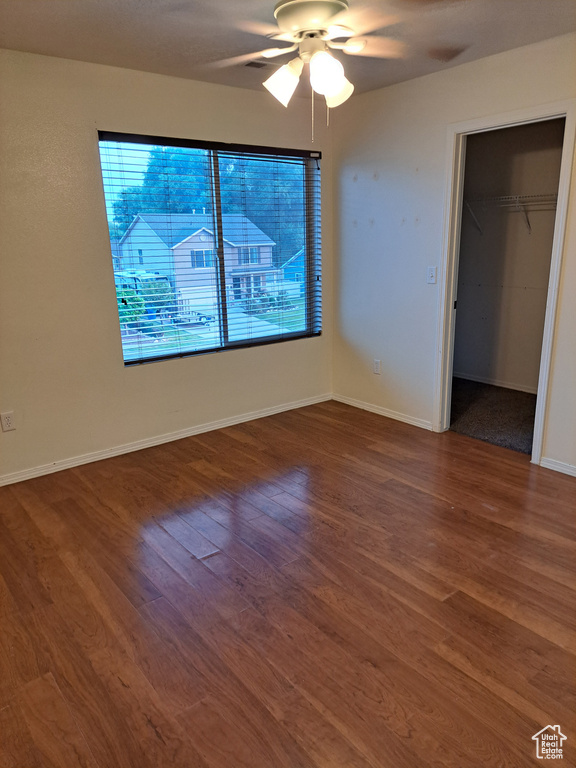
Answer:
xmin=450 ymin=119 xmax=564 ymax=454
xmin=435 ymin=104 xmax=576 ymax=463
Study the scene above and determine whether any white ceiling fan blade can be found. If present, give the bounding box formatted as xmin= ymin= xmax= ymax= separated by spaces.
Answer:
xmin=340 ymin=36 xmax=407 ymax=59
xmin=269 ymin=31 xmax=301 ymax=42
xmin=396 ymin=0 xmax=468 ymax=5
xmin=325 ymin=24 xmax=355 ymax=41
xmin=330 ymin=4 xmax=402 ymax=37
xmin=206 ymin=45 xmax=296 ymax=69
xmin=337 ymin=37 xmax=368 ymax=53
xmin=237 ymin=20 xmax=281 ymax=36
xmin=237 ymin=20 xmax=297 ymax=43
xmin=261 ymin=45 xmax=299 ymax=58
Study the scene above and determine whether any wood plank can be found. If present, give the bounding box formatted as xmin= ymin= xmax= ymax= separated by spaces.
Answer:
xmin=87 ymin=646 xmax=210 ymax=768
xmin=53 ymin=497 xmax=163 ymax=608
xmin=156 ymin=514 xmax=220 ymax=559
xmin=25 ymin=605 xmax=148 ymax=768
xmin=17 ymin=672 xmax=100 ymax=768
xmin=58 ymin=546 xmax=210 ymax=716
xmin=0 ymin=605 xmax=49 ymax=707
xmin=0 ymin=701 xmax=44 ymax=768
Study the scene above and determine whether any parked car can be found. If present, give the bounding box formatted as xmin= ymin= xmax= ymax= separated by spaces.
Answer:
xmin=173 ymin=313 xmax=215 ymax=326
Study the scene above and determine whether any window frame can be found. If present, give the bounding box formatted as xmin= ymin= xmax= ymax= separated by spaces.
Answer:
xmin=190 ymin=249 xmax=215 ymax=269
xmin=98 ymin=131 xmax=322 ymax=366
xmin=238 ymin=246 xmax=261 ymax=266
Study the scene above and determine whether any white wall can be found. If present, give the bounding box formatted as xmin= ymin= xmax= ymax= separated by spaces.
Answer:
xmin=0 ymin=50 xmax=333 ymax=482
xmin=453 ymin=120 xmax=564 ymax=393
xmin=333 ymin=34 xmax=576 ymax=470
xmin=2 ymin=35 xmax=576 ymax=482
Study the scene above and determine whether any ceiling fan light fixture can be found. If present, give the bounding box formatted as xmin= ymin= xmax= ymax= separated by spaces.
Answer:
xmin=262 ymin=57 xmax=304 ymax=106
xmin=309 ymin=50 xmax=345 ymax=95
xmin=324 ymin=76 xmax=354 ymax=107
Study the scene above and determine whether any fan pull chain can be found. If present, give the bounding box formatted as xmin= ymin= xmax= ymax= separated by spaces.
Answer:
xmin=327 ymin=104 xmax=330 ymax=127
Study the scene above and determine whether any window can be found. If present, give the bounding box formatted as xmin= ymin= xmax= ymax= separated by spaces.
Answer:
xmin=191 ymin=249 xmax=214 ymax=269
xmin=239 ymin=247 xmax=261 ymax=265
xmin=98 ymin=132 xmax=321 ymax=365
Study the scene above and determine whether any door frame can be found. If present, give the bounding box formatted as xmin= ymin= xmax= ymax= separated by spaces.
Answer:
xmin=432 ymin=100 xmax=576 ymax=464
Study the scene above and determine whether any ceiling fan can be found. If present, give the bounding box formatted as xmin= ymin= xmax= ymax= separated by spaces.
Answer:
xmin=212 ymin=0 xmax=410 ymax=108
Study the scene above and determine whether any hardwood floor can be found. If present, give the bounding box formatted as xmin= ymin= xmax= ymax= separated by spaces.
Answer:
xmin=1 ymin=401 xmax=574 ymax=767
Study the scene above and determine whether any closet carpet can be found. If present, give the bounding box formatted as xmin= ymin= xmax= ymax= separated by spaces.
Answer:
xmin=450 ymin=377 xmax=537 ymax=454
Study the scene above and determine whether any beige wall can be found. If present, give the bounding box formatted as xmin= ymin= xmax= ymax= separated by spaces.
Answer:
xmin=332 ymin=34 xmax=576 ymax=470
xmin=0 ymin=49 xmax=333 ymax=481
xmin=453 ymin=120 xmax=564 ymax=393
xmin=2 ymin=34 xmax=575 ymax=482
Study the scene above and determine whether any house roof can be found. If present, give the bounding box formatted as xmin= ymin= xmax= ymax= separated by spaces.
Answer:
xmin=133 ymin=213 xmax=275 ymax=248
xmin=280 ymin=247 xmax=305 ymax=269
xmin=109 ymin=238 xmax=121 ymax=258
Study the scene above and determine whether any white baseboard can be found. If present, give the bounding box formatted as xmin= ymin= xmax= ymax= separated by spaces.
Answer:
xmin=332 ymin=394 xmax=433 ymax=431
xmin=0 ymin=393 xmax=332 ymax=487
xmin=539 ymin=457 xmax=576 ymax=478
xmin=5 ymin=392 xmax=572 ymax=486
xmin=453 ymin=372 xmax=538 ymax=395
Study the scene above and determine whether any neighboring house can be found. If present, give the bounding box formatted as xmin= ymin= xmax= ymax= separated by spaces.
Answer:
xmin=109 ymin=238 xmax=121 ymax=269
xmin=282 ymin=247 xmax=305 ymax=285
xmin=118 ymin=213 xmax=281 ymax=301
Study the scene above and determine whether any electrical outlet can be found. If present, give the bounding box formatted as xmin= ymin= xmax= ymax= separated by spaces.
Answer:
xmin=427 ymin=266 xmax=437 ymax=284
xmin=373 ymin=359 xmax=382 ymax=375
xmin=1 ymin=411 xmax=15 ymax=432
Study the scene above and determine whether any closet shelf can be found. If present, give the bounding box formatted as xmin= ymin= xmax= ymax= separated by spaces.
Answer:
xmin=464 ymin=193 xmax=557 ymax=235
xmin=466 ymin=193 xmax=557 ymax=209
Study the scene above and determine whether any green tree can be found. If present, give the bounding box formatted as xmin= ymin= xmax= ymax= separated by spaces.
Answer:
xmin=219 ymin=155 xmax=305 ymax=266
xmin=139 ymin=280 xmax=176 ymax=316
xmin=110 ymin=146 xmax=305 ymax=267
xmin=112 ymin=147 xmax=212 ymax=235
xmin=117 ymin=289 xmax=146 ymax=329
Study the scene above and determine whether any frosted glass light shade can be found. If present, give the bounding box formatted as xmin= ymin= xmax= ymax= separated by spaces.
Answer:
xmin=309 ymin=51 xmax=345 ymax=96
xmin=263 ymin=58 xmax=304 ymax=107
xmin=325 ymin=76 xmax=354 ymax=107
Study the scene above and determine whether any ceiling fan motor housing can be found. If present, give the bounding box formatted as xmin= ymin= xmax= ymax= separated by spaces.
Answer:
xmin=274 ymin=0 xmax=349 ymax=36
xmin=298 ymin=35 xmax=327 ymax=61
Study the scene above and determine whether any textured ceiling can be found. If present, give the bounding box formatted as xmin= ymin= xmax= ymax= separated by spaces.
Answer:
xmin=0 ymin=0 xmax=575 ymax=95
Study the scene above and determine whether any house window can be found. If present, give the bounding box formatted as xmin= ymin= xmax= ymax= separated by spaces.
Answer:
xmin=239 ymin=247 xmax=260 ymax=265
xmin=98 ymin=132 xmax=321 ymax=365
xmin=191 ymin=249 xmax=214 ymax=268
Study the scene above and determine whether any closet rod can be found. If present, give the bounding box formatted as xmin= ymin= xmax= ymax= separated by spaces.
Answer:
xmin=465 ymin=193 xmax=557 ymax=208
xmin=464 ymin=193 xmax=557 ymax=235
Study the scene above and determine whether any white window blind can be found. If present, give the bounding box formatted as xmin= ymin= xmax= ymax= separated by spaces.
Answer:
xmin=98 ymin=132 xmax=321 ymax=365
